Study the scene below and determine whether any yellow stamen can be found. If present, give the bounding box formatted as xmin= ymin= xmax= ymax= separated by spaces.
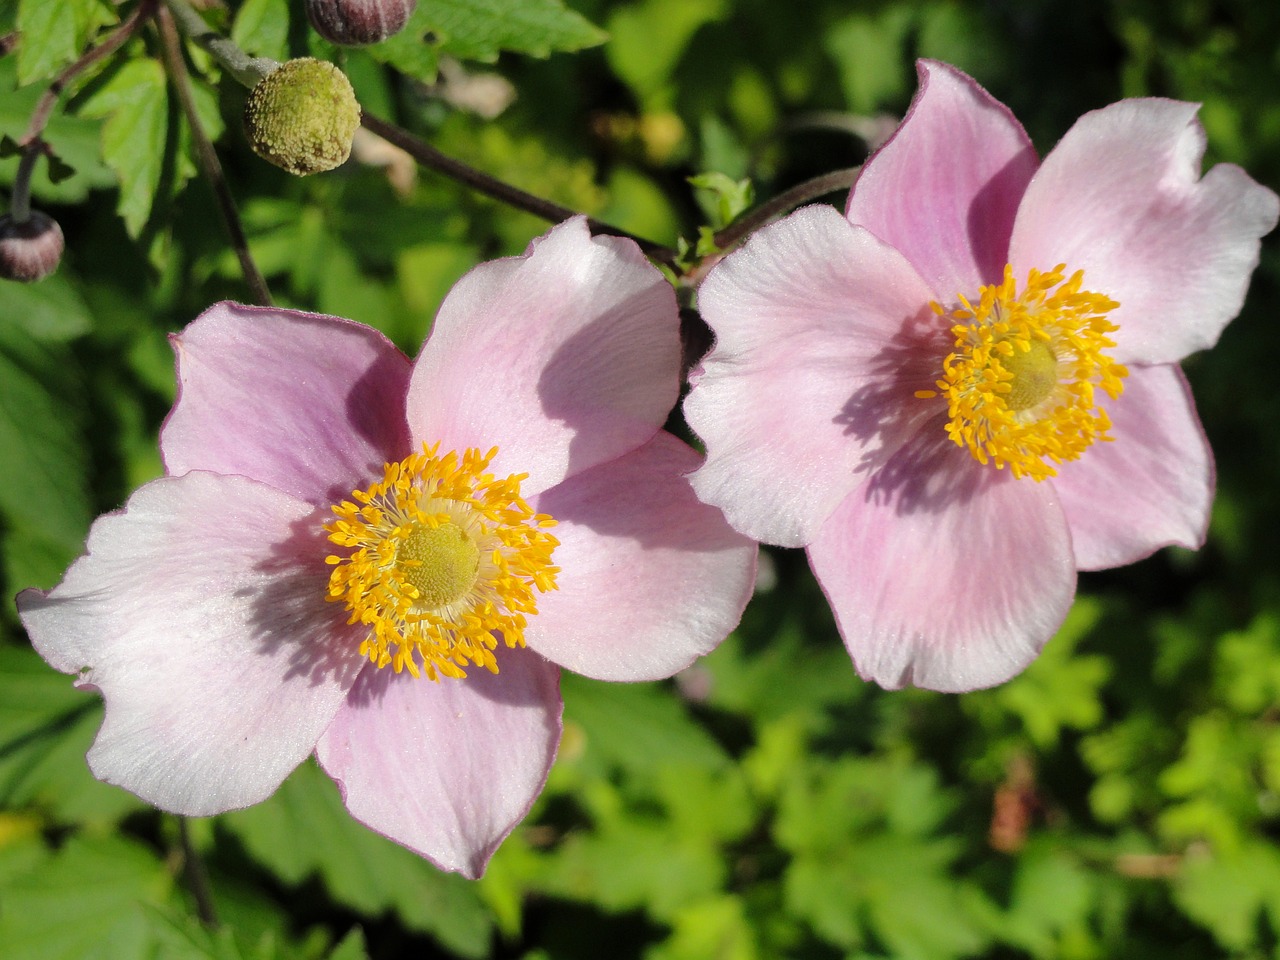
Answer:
xmin=324 ymin=444 xmax=559 ymax=680
xmin=925 ymin=264 xmax=1128 ymax=481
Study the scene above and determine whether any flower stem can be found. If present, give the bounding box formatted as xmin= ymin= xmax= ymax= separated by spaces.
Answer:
xmin=155 ymin=6 xmax=272 ymax=305
xmin=177 ymin=817 xmax=219 ymax=927
xmin=162 ymin=0 xmax=278 ymax=86
xmin=358 ymin=113 xmax=679 ymax=267
xmin=711 ymin=166 xmax=863 ymax=255
xmin=160 ymin=0 xmax=678 ymax=265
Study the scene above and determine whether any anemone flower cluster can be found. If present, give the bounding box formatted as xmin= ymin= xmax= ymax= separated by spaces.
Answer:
xmin=685 ymin=60 xmax=1278 ymax=692
xmin=18 ymin=217 xmax=757 ymax=878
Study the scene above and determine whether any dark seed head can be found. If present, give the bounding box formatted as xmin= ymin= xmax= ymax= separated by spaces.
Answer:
xmin=304 ymin=0 xmax=417 ymax=46
xmin=0 ymin=210 xmax=64 ymax=283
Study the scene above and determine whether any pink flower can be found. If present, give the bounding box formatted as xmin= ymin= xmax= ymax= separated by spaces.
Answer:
xmin=18 ymin=217 xmax=756 ymax=877
xmin=684 ymin=61 xmax=1278 ymax=693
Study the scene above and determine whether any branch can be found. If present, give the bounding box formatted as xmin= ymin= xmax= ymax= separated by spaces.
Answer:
xmin=711 ymin=166 xmax=862 ymax=254
xmin=161 ymin=0 xmax=678 ymax=265
xmin=155 ymin=5 xmax=272 ymax=305
xmin=162 ymin=0 xmax=277 ymax=86
xmin=358 ymin=113 xmax=679 ymax=267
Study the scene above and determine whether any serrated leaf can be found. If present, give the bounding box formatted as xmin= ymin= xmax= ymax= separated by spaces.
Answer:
xmin=77 ymin=58 xmax=168 ymax=236
xmin=423 ymin=0 xmax=607 ymax=64
xmin=15 ymin=0 xmax=77 ymax=86
xmin=220 ymin=761 xmax=493 ymax=958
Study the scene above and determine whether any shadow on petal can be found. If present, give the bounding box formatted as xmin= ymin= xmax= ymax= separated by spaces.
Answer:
xmin=834 ymin=302 xmax=960 ymax=498
xmin=245 ymin=510 xmax=368 ymax=691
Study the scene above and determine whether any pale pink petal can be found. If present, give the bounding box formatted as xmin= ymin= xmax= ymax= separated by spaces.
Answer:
xmin=1050 ymin=364 xmax=1213 ymax=571
xmin=686 ymin=205 xmax=947 ymax=547
xmin=406 ymin=218 xmax=680 ymax=496
xmin=1010 ymin=99 xmax=1279 ymax=365
xmin=17 ymin=472 xmax=364 ymax=816
xmin=525 ymin=431 xmax=756 ymax=681
xmin=315 ymin=647 xmax=562 ymax=879
xmin=807 ymin=435 xmax=1076 ymax=692
xmin=162 ymin=303 xmax=412 ymax=505
xmin=846 ymin=59 xmax=1038 ymax=298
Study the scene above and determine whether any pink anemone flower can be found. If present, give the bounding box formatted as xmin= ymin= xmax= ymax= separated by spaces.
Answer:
xmin=684 ymin=61 xmax=1277 ymax=693
xmin=18 ymin=217 xmax=756 ymax=877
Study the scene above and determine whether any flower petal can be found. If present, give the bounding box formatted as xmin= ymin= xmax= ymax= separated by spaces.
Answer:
xmin=1051 ymin=364 xmax=1213 ymax=570
xmin=162 ymin=303 xmax=413 ymax=506
xmin=315 ymin=646 xmax=562 ymax=879
xmin=526 ymin=431 xmax=757 ymax=681
xmin=686 ymin=205 xmax=946 ymax=547
xmin=846 ymin=59 xmax=1038 ymax=298
xmin=1010 ymin=99 xmax=1279 ymax=365
xmin=406 ymin=218 xmax=680 ymax=496
xmin=807 ymin=435 xmax=1076 ymax=692
xmin=17 ymin=472 xmax=363 ymax=816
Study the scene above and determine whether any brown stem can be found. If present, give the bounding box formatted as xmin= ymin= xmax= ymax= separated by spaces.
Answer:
xmin=155 ymin=6 xmax=272 ymax=306
xmin=711 ymin=166 xmax=862 ymax=255
xmin=359 ymin=112 xmax=679 ymax=267
xmin=177 ymin=817 xmax=219 ymax=927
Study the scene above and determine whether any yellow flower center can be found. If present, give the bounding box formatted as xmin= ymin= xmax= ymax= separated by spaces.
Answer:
xmin=324 ymin=444 xmax=559 ymax=681
xmin=915 ymin=264 xmax=1128 ymax=481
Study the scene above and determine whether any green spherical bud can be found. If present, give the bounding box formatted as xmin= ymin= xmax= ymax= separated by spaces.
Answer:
xmin=243 ymin=58 xmax=360 ymax=176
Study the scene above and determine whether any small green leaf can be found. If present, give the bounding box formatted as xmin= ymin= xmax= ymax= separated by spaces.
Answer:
xmin=78 ymin=59 xmax=168 ymax=236
xmin=689 ymin=171 xmax=754 ymax=229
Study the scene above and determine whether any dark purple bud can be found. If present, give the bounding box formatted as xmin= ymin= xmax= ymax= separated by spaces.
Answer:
xmin=0 ymin=210 xmax=64 ymax=282
xmin=304 ymin=0 xmax=417 ymax=46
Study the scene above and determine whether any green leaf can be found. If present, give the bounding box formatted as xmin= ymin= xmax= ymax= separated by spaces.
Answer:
xmin=824 ymin=9 xmax=914 ymax=114
xmin=14 ymin=0 xmax=113 ymax=86
xmin=0 ymin=833 xmax=179 ymax=960
xmin=1174 ymin=843 xmax=1280 ymax=951
xmin=0 ymin=334 xmax=92 ymax=552
xmin=231 ymin=0 xmax=291 ymax=62
xmin=558 ymin=671 xmax=731 ymax=781
xmin=606 ymin=0 xmax=725 ymax=104
xmin=423 ymin=0 xmax=607 ymax=63
xmin=0 ymin=645 xmax=142 ymax=825
xmin=0 ymin=58 xmax=115 ymax=205
xmin=78 ymin=58 xmax=169 ymax=237
xmin=15 ymin=0 xmax=77 ymax=86
xmin=327 ymin=929 xmax=371 ymax=960
xmin=220 ymin=761 xmax=493 ymax=958
xmin=688 ymin=171 xmax=753 ymax=230
xmin=0 ymin=271 xmax=93 ymax=342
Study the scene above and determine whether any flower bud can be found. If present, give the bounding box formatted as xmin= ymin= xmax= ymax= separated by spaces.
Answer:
xmin=0 ymin=210 xmax=64 ymax=282
xmin=243 ymin=58 xmax=361 ymax=176
xmin=304 ymin=0 xmax=417 ymax=46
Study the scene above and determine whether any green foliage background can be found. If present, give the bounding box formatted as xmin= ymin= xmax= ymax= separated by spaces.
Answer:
xmin=3 ymin=0 xmax=1280 ymax=957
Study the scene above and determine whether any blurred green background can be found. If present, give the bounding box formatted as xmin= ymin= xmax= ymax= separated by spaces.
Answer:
xmin=4 ymin=0 xmax=1280 ymax=957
